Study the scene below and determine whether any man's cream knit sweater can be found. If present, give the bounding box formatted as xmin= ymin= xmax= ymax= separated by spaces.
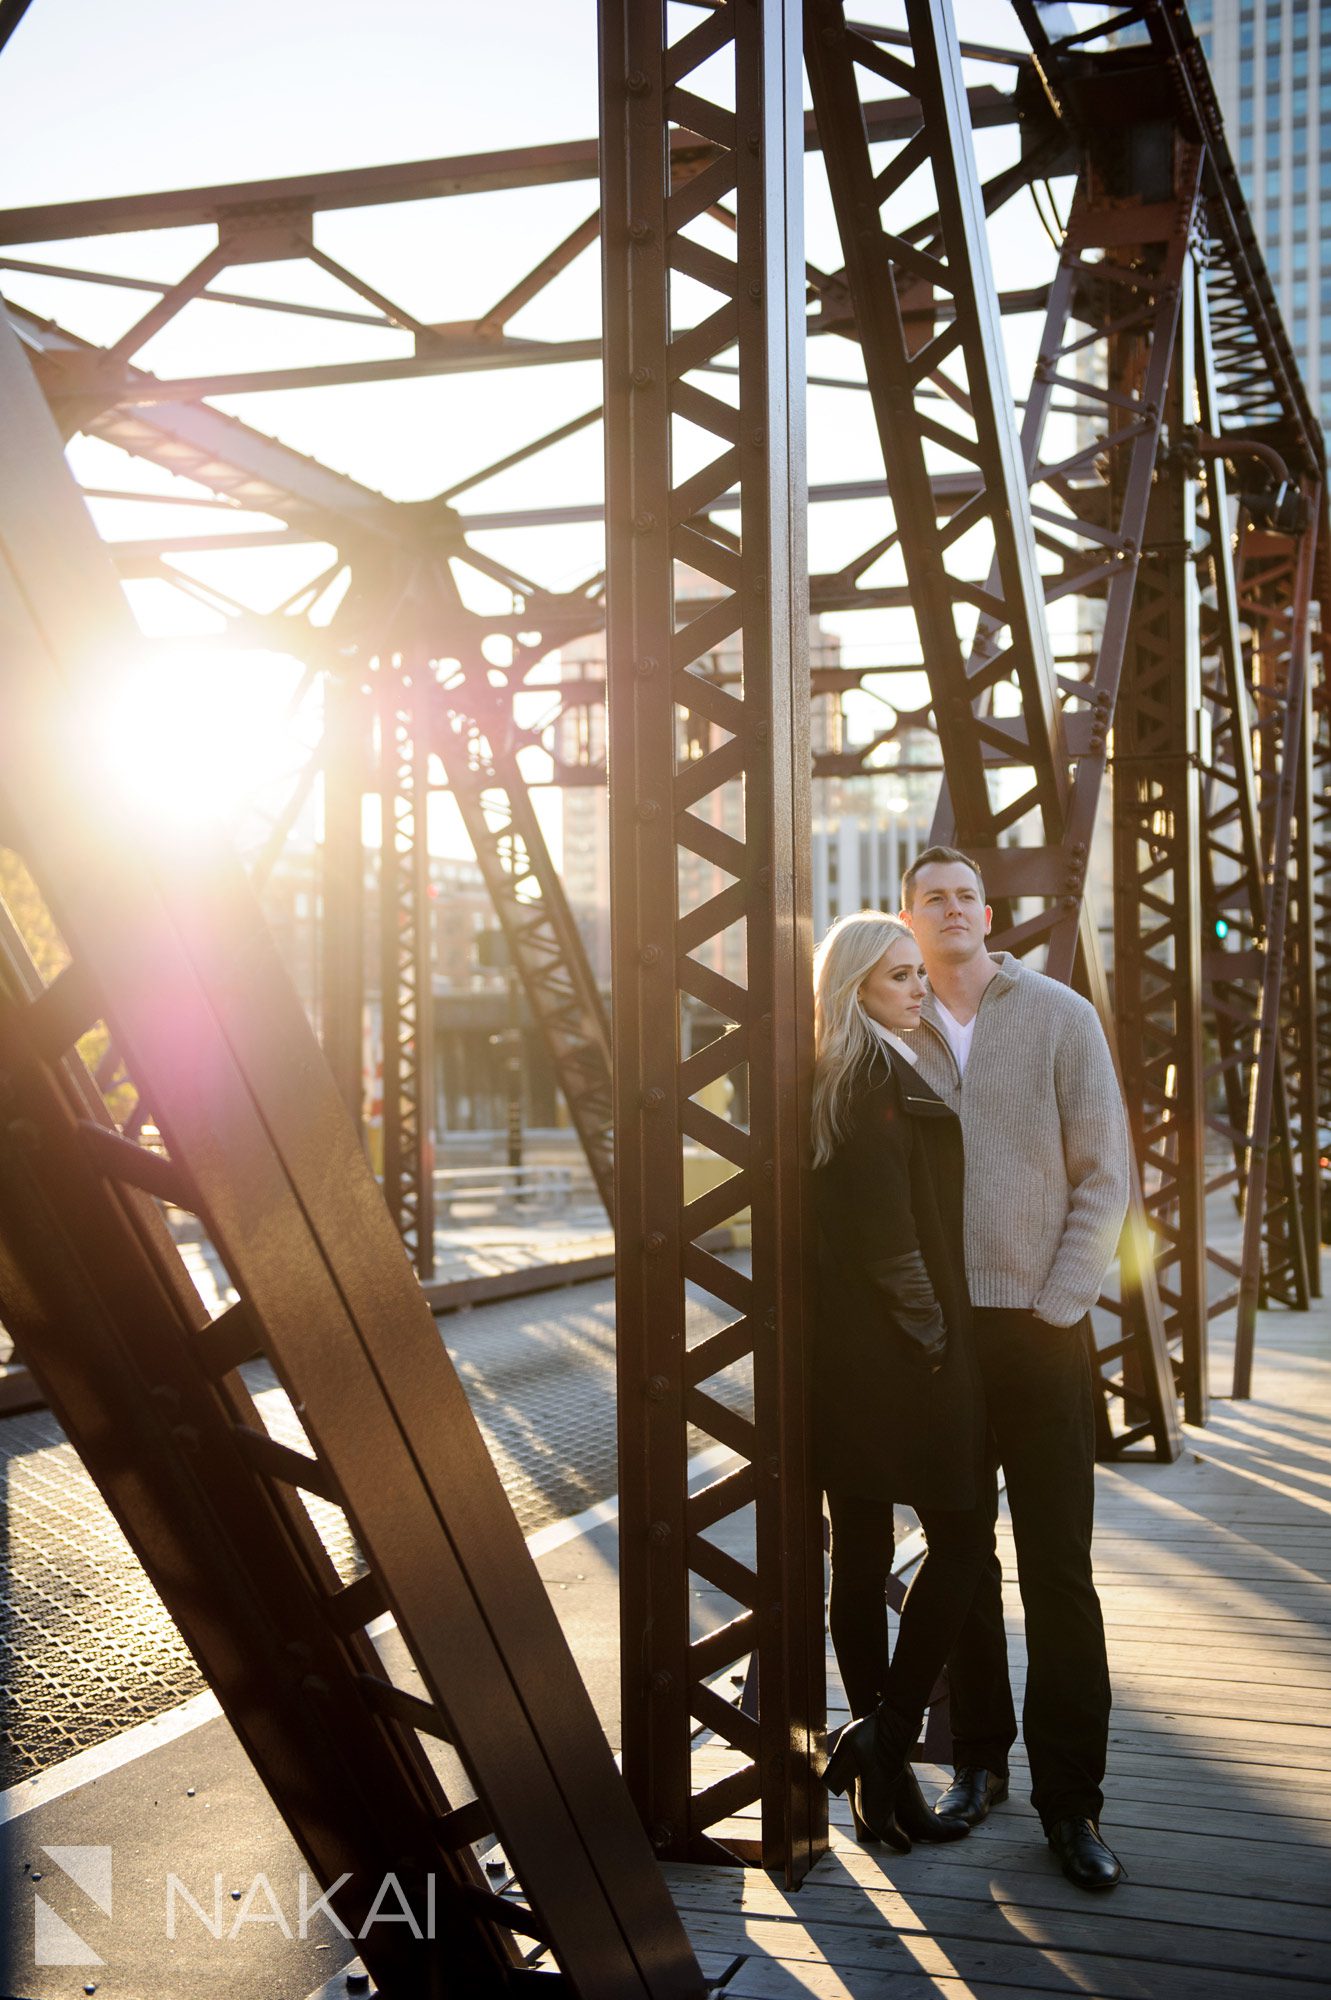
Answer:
xmin=901 ymin=953 xmax=1130 ymax=1327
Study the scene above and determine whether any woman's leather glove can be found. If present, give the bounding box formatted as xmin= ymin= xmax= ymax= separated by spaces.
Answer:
xmin=865 ymin=1250 xmax=948 ymax=1371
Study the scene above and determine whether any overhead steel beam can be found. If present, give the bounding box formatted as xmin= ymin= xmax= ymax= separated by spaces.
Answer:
xmin=0 ymin=88 xmax=1022 ymax=244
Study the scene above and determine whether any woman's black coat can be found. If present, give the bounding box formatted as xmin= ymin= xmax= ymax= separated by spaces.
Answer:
xmin=812 ymin=1041 xmax=985 ymax=1512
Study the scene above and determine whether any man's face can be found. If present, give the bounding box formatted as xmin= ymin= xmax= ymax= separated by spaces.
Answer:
xmin=903 ymin=862 xmax=992 ymax=967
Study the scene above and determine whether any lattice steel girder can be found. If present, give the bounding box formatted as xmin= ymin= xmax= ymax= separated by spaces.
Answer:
xmin=0 ymin=306 xmax=703 ymax=2000
xmin=1192 ymin=278 xmax=1306 ymax=1359
xmin=1234 ymin=502 xmax=1322 ymax=1396
xmin=426 ymin=684 xmax=616 ymax=1218
xmin=600 ymin=0 xmax=825 ymax=1882
xmin=1111 ymin=282 xmax=1208 ymax=1427
xmin=804 ymin=0 xmax=1184 ymax=1463
xmin=1287 ymin=694 xmax=1322 ymax=1283
xmin=377 ymin=664 xmax=436 ymax=1280
xmin=322 ymin=540 xmax=616 ymax=1241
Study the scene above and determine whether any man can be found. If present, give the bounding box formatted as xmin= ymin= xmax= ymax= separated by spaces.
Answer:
xmin=899 ymin=843 xmax=1128 ymax=1892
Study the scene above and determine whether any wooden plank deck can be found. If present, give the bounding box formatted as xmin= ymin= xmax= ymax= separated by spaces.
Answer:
xmin=670 ymin=1308 xmax=1331 ymax=1998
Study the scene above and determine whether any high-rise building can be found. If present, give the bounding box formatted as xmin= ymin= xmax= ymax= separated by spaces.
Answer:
xmin=1193 ymin=0 xmax=1331 ymax=419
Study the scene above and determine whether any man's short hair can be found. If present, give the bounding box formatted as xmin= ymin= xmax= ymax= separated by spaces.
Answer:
xmin=901 ymin=844 xmax=986 ymax=911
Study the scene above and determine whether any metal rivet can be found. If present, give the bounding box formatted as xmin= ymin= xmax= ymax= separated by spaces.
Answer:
xmin=631 ymin=365 xmax=655 ymax=387
xmin=645 ymin=1372 xmax=669 ymax=1399
xmin=645 ymin=1231 xmax=667 ymax=1253
xmin=649 ymin=1521 xmax=672 ymax=1546
xmin=626 ymin=69 xmax=650 ymax=95
xmin=635 ymin=654 xmax=658 ymax=677
xmin=748 ymin=280 xmax=763 ymax=302
xmin=650 ymin=1670 xmax=674 ymax=1695
xmin=629 ymin=220 xmax=653 ymax=244
xmin=639 ymin=943 xmax=661 ymax=966
xmin=637 ymin=800 xmax=660 ymax=822
xmin=650 ymin=1822 xmax=674 ymax=1849
xmin=633 ymin=510 xmax=656 ymax=533
xmin=642 ymin=1086 xmax=666 ymax=1109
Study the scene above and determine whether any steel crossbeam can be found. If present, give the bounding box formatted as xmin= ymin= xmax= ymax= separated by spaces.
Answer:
xmin=600 ymin=0 xmax=824 ymax=1881
xmin=0 ymin=309 xmax=703 ymax=1999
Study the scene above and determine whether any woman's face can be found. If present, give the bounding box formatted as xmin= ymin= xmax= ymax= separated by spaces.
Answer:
xmin=859 ymin=935 xmax=928 ymax=1033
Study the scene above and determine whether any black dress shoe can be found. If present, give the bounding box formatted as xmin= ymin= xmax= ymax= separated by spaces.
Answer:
xmin=824 ymin=1716 xmax=910 ymax=1852
xmin=1047 ymin=1816 xmax=1121 ymax=1891
xmin=934 ymin=1766 xmax=1009 ymax=1827
xmin=894 ymin=1763 xmax=969 ymax=1843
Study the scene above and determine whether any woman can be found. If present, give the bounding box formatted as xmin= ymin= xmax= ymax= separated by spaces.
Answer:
xmin=813 ymin=912 xmax=993 ymax=1851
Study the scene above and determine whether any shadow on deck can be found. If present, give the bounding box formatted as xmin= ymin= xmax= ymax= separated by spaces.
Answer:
xmin=673 ymin=1312 xmax=1331 ymax=1999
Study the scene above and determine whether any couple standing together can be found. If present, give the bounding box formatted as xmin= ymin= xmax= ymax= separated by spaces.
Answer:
xmin=812 ymin=845 xmax=1127 ymax=1891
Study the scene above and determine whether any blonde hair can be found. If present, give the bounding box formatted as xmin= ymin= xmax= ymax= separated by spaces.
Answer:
xmin=811 ymin=912 xmax=915 ymax=1168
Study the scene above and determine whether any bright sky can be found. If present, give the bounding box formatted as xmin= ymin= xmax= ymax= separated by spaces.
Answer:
xmin=0 ymin=0 xmax=1076 ymax=857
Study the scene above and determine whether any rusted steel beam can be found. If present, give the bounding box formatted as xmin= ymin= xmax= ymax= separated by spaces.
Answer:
xmin=377 ymin=665 xmax=436 ymax=1280
xmin=0 ymin=89 xmax=1021 ymax=243
xmin=0 ymin=307 xmax=704 ymax=1999
xmin=1111 ymin=293 xmax=1208 ymax=1427
xmin=1286 ymin=694 xmax=1323 ymax=1286
xmin=1233 ymin=501 xmax=1321 ymax=1396
xmin=601 ymin=0 xmax=824 ymax=1883
xmin=426 ymin=690 xmax=616 ymax=1220
xmin=1194 ymin=293 xmax=1305 ymax=1363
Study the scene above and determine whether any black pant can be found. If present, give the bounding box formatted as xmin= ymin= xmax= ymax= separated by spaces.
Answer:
xmin=826 ymin=1480 xmax=996 ymax=1740
xmin=946 ymin=1308 xmax=1111 ymax=1829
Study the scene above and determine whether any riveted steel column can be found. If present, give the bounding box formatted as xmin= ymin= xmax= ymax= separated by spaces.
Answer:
xmin=1234 ymin=501 xmax=1320 ymax=1395
xmin=601 ymin=0 xmax=824 ymax=1882
xmin=1111 ymin=285 xmax=1208 ymax=1424
xmin=376 ymin=662 xmax=435 ymax=1280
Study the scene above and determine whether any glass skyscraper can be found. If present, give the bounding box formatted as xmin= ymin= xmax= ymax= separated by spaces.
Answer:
xmin=1192 ymin=0 xmax=1331 ymax=419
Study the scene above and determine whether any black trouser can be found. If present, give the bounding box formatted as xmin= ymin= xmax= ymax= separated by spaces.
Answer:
xmin=946 ymin=1308 xmax=1111 ymax=1830
xmin=826 ymin=1479 xmax=996 ymax=1742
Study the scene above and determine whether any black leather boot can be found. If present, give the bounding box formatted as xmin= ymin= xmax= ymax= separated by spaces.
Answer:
xmin=824 ymin=1716 xmax=910 ymax=1851
xmin=894 ymin=1761 xmax=970 ymax=1842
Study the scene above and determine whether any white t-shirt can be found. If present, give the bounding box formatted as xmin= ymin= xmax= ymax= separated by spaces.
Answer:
xmin=934 ymin=999 xmax=976 ymax=1077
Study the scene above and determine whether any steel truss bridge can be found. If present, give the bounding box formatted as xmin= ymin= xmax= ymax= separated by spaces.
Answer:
xmin=0 ymin=0 xmax=1325 ymax=1989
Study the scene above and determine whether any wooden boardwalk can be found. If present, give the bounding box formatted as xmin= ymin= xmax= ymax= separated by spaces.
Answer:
xmin=670 ymin=1308 xmax=1331 ymax=1998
